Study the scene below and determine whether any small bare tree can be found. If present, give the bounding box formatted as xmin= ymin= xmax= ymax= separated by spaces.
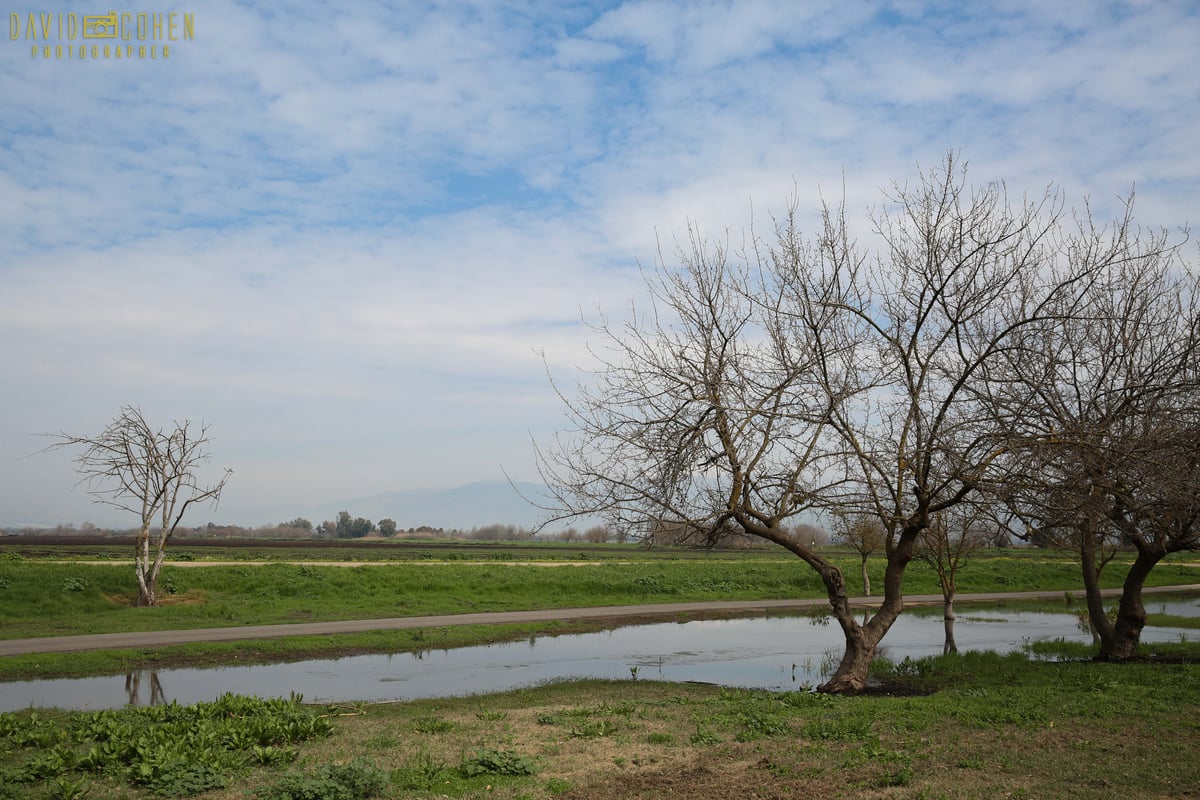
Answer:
xmin=47 ymin=406 xmax=231 ymax=607
xmin=915 ymin=503 xmax=991 ymax=653
xmin=833 ymin=513 xmax=884 ymax=596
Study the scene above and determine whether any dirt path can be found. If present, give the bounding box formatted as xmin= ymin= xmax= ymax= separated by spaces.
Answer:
xmin=3 ymin=585 xmax=1198 ymax=657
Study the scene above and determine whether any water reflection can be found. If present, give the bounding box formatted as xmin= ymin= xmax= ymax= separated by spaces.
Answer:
xmin=1 ymin=604 xmax=1194 ymax=713
xmin=124 ymin=671 xmax=164 ymax=707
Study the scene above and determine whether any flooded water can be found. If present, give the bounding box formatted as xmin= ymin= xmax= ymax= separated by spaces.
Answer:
xmin=0 ymin=604 xmax=1194 ymax=712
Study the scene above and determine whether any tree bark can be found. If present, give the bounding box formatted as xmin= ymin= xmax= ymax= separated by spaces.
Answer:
xmin=1098 ymin=545 xmax=1164 ymax=660
xmin=1077 ymin=523 xmax=1114 ymax=650
xmin=860 ymin=553 xmax=871 ymax=597
xmin=818 ymin=523 xmax=919 ymax=692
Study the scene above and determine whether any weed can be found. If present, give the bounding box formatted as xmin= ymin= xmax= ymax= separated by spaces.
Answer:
xmin=255 ymin=757 xmax=387 ymax=800
xmin=544 ymin=776 xmax=573 ymax=794
xmin=393 ymin=751 xmax=454 ymax=790
xmin=735 ymin=710 xmax=792 ymax=742
xmin=412 ymin=716 xmax=455 ymax=734
xmin=475 ymin=710 xmax=507 ymax=721
xmin=252 ymin=745 xmax=300 ymax=766
xmin=570 ymin=719 xmax=619 ymax=738
xmin=459 ymin=748 xmax=538 ymax=777
xmin=647 ymin=732 xmax=675 ymax=745
xmin=60 ymin=577 xmax=87 ymax=593
xmin=42 ymin=776 xmax=90 ymax=800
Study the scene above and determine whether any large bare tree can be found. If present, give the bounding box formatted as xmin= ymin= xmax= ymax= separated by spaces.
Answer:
xmin=47 ymin=406 xmax=231 ymax=606
xmin=541 ymin=155 xmax=1106 ymax=692
xmin=987 ymin=233 xmax=1200 ymax=658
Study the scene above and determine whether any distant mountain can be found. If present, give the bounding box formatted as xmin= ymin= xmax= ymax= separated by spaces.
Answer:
xmin=315 ymin=480 xmax=556 ymax=531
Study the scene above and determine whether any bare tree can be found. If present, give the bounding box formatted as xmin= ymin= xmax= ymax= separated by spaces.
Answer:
xmin=583 ymin=524 xmax=611 ymax=543
xmin=914 ymin=503 xmax=992 ymax=653
xmin=833 ymin=513 xmax=884 ymax=596
xmin=541 ymin=155 xmax=1103 ymax=692
xmin=988 ymin=236 xmax=1200 ymax=658
xmin=46 ymin=406 xmax=231 ymax=607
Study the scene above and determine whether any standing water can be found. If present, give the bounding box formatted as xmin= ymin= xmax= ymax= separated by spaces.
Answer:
xmin=0 ymin=605 xmax=1193 ymax=712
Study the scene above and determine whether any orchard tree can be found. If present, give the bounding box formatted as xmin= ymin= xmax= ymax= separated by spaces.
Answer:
xmin=833 ymin=513 xmax=884 ymax=596
xmin=47 ymin=406 xmax=231 ymax=607
xmin=541 ymin=154 xmax=1117 ymax=692
xmin=914 ymin=503 xmax=992 ymax=653
xmin=987 ymin=233 xmax=1200 ymax=659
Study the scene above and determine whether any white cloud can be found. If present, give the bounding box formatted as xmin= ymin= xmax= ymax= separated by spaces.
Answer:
xmin=2 ymin=0 xmax=1197 ymax=526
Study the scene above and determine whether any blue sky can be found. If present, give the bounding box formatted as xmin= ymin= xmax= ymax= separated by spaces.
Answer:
xmin=2 ymin=0 xmax=1198 ymax=528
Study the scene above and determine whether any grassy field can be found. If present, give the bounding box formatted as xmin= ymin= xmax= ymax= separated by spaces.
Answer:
xmin=0 ymin=546 xmax=1196 ymax=680
xmin=1 ymin=643 xmax=1197 ymax=800
xmin=1 ymin=544 xmax=1198 ymax=798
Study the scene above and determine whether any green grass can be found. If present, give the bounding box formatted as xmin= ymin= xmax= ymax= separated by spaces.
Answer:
xmin=0 ymin=548 xmax=1196 ymax=681
xmin=1 ymin=552 xmax=1194 ymax=641
xmin=3 ymin=645 xmax=1198 ymax=799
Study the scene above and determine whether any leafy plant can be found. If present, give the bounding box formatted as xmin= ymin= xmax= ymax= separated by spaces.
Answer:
xmin=393 ymin=751 xmax=454 ymax=790
xmin=43 ymin=776 xmax=91 ymax=800
xmin=570 ymin=719 xmax=619 ymax=738
xmin=412 ymin=715 xmax=455 ymax=734
xmin=256 ymin=758 xmax=387 ymax=800
xmin=459 ymin=748 xmax=538 ymax=777
xmin=252 ymin=745 xmax=299 ymax=766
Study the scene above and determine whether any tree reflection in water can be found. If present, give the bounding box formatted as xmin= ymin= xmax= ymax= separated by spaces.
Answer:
xmin=124 ymin=671 xmax=165 ymax=706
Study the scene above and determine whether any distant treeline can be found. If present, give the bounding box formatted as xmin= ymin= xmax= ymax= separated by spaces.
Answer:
xmin=2 ymin=518 xmax=834 ymax=548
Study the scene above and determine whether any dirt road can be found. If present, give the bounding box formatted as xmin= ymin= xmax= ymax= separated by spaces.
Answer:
xmin=4 ymin=585 xmax=1198 ymax=657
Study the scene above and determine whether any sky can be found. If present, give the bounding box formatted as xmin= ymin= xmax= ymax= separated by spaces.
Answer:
xmin=2 ymin=0 xmax=1198 ymax=529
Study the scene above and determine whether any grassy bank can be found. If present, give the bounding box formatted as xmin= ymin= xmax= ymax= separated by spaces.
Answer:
xmin=1 ymin=551 xmax=1196 ymax=680
xmin=3 ymin=553 xmax=1195 ymax=640
xmin=2 ymin=643 xmax=1197 ymax=800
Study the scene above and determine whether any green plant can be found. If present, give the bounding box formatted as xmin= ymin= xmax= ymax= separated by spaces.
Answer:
xmin=60 ymin=577 xmax=87 ymax=593
xmin=392 ymin=751 xmax=454 ymax=790
xmin=252 ymin=745 xmax=299 ymax=766
xmin=459 ymin=748 xmax=538 ymax=777
xmin=475 ymin=710 xmax=507 ymax=721
xmin=255 ymin=758 xmax=387 ymax=800
xmin=570 ymin=719 xmax=619 ymax=738
xmin=43 ymin=776 xmax=90 ymax=800
xmin=735 ymin=710 xmax=792 ymax=742
xmin=544 ymin=777 xmax=573 ymax=794
xmin=413 ymin=715 xmax=455 ymax=734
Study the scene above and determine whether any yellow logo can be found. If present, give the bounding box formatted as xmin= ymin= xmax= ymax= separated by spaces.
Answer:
xmin=9 ymin=9 xmax=195 ymax=60
xmin=82 ymin=12 xmax=119 ymax=39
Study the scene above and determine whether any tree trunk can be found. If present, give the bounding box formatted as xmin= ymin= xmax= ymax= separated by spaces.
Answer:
xmin=820 ymin=623 xmax=878 ymax=693
xmin=1077 ymin=525 xmax=1114 ymax=650
xmin=817 ymin=523 xmax=919 ymax=692
xmin=134 ymin=526 xmax=156 ymax=607
xmin=860 ymin=554 xmax=871 ymax=597
xmin=1098 ymin=545 xmax=1163 ymax=661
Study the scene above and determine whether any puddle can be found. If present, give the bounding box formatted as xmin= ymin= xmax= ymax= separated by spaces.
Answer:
xmin=0 ymin=604 xmax=1193 ymax=711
